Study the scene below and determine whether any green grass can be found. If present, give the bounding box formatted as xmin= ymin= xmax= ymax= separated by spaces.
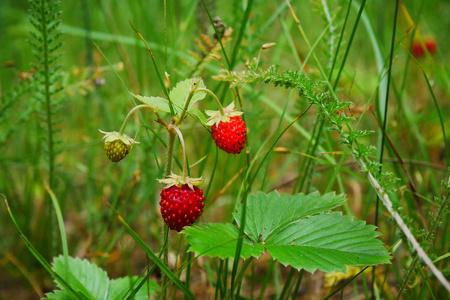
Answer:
xmin=1 ymin=0 xmax=449 ymax=299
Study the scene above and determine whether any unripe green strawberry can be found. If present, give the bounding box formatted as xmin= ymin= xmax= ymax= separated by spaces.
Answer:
xmin=158 ymin=174 xmax=205 ymax=231
xmin=206 ymin=102 xmax=247 ymax=154
xmin=99 ymin=130 xmax=137 ymax=162
xmin=104 ymin=139 xmax=131 ymax=162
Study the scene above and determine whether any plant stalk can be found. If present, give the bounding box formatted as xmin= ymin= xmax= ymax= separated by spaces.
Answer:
xmin=225 ymin=257 xmax=254 ymax=300
xmin=196 ymin=88 xmax=225 ymax=115
xmin=39 ymin=0 xmax=54 ymax=188
xmin=160 ymin=127 xmax=177 ymax=300
xmin=119 ymin=104 xmax=159 ymax=135
xmin=168 ymin=125 xmax=188 ymax=180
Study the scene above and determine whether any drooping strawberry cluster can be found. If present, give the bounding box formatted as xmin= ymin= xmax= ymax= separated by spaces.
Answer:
xmin=158 ymin=174 xmax=205 ymax=231
xmin=206 ymin=103 xmax=247 ymax=154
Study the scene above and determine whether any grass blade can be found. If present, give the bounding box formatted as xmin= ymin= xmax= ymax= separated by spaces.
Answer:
xmin=113 ymin=208 xmax=195 ymax=299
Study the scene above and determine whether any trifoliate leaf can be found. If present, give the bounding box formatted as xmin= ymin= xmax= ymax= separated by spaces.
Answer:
xmin=184 ymin=191 xmax=391 ymax=273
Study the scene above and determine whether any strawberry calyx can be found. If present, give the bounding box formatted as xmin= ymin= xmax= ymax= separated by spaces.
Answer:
xmin=99 ymin=130 xmax=138 ymax=147
xmin=205 ymin=102 xmax=244 ymax=128
xmin=158 ymin=173 xmax=204 ymax=191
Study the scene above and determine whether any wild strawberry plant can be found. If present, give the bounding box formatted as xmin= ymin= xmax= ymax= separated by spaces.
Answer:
xmin=3 ymin=0 xmax=449 ymax=299
xmin=184 ymin=191 xmax=390 ymax=272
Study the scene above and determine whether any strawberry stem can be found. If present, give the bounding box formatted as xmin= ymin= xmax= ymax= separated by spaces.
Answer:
xmin=119 ymin=104 xmax=165 ymax=135
xmin=177 ymin=80 xmax=200 ymax=126
xmin=168 ymin=125 xmax=188 ymax=181
xmin=196 ymin=88 xmax=225 ymax=116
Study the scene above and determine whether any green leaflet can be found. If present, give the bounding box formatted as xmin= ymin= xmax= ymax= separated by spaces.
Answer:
xmin=183 ymin=223 xmax=265 ymax=259
xmin=234 ymin=191 xmax=346 ymax=242
xmin=130 ymin=77 xmax=206 ymax=115
xmin=169 ymin=77 xmax=206 ymax=111
xmin=265 ymin=212 xmax=391 ymax=273
xmin=129 ymin=93 xmax=175 ymax=113
xmin=44 ymin=255 xmax=159 ymax=300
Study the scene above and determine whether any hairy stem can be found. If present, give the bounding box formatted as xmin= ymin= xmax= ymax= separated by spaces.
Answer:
xmin=177 ymin=81 xmax=200 ymax=125
xmin=168 ymin=125 xmax=187 ymax=180
xmin=160 ymin=127 xmax=177 ymax=300
xmin=39 ymin=0 xmax=54 ymax=187
xmin=361 ymin=160 xmax=450 ymax=292
xmin=396 ymin=185 xmax=450 ymax=297
xmin=196 ymin=88 xmax=225 ymax=115
xmin=118 ymin=104 xmax=159 ymax=135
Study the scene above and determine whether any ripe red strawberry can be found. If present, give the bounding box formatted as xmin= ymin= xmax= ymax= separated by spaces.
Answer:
xmin=160 ymin=184 xmax=205 ymax=231
xmin=206 ymin=103 xmax=247 ymax=154
xmin=211 ymin=116 xmax=247 ymax=154
xmin=158 ymin=174 xmax=205 ymax=231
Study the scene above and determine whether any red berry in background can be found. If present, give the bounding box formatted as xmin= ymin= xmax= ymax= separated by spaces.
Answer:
xmin=211 ymin=116 xmax=247 ymax=154
xmin=411 ymin=38 xmax=437 ymax=59
xmin=206 ymin=102 xmax=247 ymax=154
xmin=425 ymin=38 xmax=437 ymax=53
xmin=159 ymin=184 xmax=205 ymax=232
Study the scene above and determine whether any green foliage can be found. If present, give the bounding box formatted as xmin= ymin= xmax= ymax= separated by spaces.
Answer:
xmin=44 ymin=255 xmax=159 ymax=300
xmin=0 ymin=78 xmax=34 ymax=145
xmin=234 ymin=191 xmax=346 ymax=242
xmin=214 ymin=63 xmax=401 ymax=192
xmin=28 ymin=0 xmax=64 ymax=186
xmin=130 ymin=77 xmax=206 ymax=115
xmin=184 ymin=191 xmax=390 ymax=273
xmin=311 ymin=0 xmax=345 ymax=73
xmin=169 ymin=77 xmax=206 ymax=111
xmin=2 ymin=0 xmax=449 ymax=298
xmin=184 ymin=223 xmax=265 ymax=259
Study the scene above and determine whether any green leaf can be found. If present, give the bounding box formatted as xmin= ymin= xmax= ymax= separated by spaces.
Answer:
xmin=184 ymin=191 xmax=390 ymax=273
xmin=44 ymin=290 xmax=74 ymax=300
xmin=169 ymin=77 xmax=206 ymax=111
xmin=109 ymin=276 xmax=159 ymax=299
xmin=129 ymin=92 xmax=173 ymax=113
xmin=234 ymin=191 xmax=346 ymax=242
xmin=265 ymin=212 xmax=391 ymax=273
xmin=188 ymin=108 xmax=208 ymax=125
xmin=52 ymin=255 xmax=108 ymax=300
xmin=50 ymin=256 xmax=159 ymax=300
xmin=183 ymin=223 xmax=265 ymax=259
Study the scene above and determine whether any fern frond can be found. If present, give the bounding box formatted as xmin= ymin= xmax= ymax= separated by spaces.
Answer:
xmin=29 ymin=0 xmax=64 ymax=187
